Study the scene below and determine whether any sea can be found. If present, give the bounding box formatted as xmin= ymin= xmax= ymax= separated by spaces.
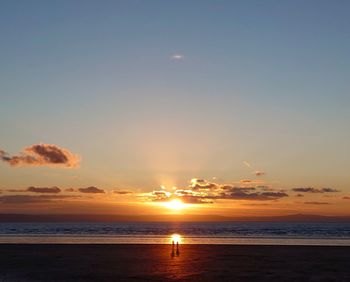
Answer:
xmin=0 ymin=222 xmax=350 ymax=245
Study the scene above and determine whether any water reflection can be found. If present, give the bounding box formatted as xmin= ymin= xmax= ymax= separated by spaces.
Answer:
xmin=171 ymin=234 xmax=181 ymax=257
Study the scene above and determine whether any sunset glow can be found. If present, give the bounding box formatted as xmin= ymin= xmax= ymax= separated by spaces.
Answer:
xmin=164 ymin=199 xmax=186 ymax=211
xmin=171 ymin=234 xmax=181 ymax=244
xmin=0 ymin=1 xmax=349 ymax=220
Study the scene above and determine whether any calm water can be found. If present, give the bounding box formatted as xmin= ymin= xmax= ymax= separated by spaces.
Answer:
xmin=1 ymin=222 xmax=350 ymax=245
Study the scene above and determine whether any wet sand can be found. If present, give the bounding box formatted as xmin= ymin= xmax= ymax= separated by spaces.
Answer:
xmin=0 ymin=244 xmax=349 ymax=281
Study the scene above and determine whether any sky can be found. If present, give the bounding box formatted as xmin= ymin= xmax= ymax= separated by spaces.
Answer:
xmin=0 ymin=0 xmax=350 ymax=217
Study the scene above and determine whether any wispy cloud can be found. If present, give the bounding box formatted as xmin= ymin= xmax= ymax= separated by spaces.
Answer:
xmin=243 ymin=161 xmax=252 ymax=169
xmin=0 ymin=195 xmax=74 ymax=204
xmin=6 ymin=186 xmax=61 ymax=193
xmin=113 ymin=190 xmax=133 ymax=195
xmin=170 ymin=53 xmax=184 ymax=60
xmin=304 ymin=201 xmax=332 ymax=205
xmin=243 ymin=161 xmax=266 ymax=177
xmin=0 ymin=144 xmax=80 ymax=168
xmin=292 ymin=187 xmax=339 ymax=193
xmin=255 ymin=171 xmax=266 ymax=176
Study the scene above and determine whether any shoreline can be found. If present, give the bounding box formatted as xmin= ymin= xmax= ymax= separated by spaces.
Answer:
xmin=1 ymin=244 xmax=349 ymax=281
xmin=0 ymin=235 xmax=350 ymax=246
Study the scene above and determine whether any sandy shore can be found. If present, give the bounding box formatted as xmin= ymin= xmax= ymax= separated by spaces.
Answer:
xmin=0 ymin=244 xmax=349 ymax=281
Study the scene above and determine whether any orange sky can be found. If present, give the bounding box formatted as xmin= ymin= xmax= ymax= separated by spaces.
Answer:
xmin=1 ymin=1 xmax=350 ymax=219
xmin=1 ymin=172 xmax=349 ymax=217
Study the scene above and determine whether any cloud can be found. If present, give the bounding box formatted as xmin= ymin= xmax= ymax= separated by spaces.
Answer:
xmin=0 ymin=195 xmax=73 ymax=204
xmin=240 ymin=179 xmax=253 ymax=183
xmin=343 ymin=196 xmax=350 ymax=200
xmin=147 ymin=179 xmax=289 ymax=204
xmin=150 ymin=189 xmax=212 ymax=204
xmin=222 ymin=186 xmax=256 ymax=193
xmin=304 ymin=201 xmax=331 ymax=205
xmin=321 ymin=188 xmax=339 ymax=193
xmin=0 ymin=144 xmax=80 ymax=168
xmin=6 ymin=186 xmax=61 ymax=193
xmin=113 ymin=190 xmax=133 ymax=195
xmin=27 ymin=186 xmax=61 ymax=193
xmin=292 ymin=187 xmax=339 ymax=193
xmin=243 ymin=161 xmax=252 ymax=169
xmin=151 ymin=190 xmax=171 ymax=201
xmin=178 ymin=195 xmax=213 ymax=204
xmin=222 ymin=191 xmax=288 ymax=201
xmin=243 ymin=161 xmax=266 ymax=177
xmin=255 ymin=171 xmax=266 ymax=176
xmin=295 ymin=194 xmax=304 ymax=197
xmin=190 ymin=178 xmax=218 ymax=190
xmin=170 ymin=53 xmax=184 ymax=60
xmin=78 ymin=186 xmax=105 ymax=193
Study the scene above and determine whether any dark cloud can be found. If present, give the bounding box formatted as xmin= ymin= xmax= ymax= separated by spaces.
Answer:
xmin=27 ymin=186 xmax=61 ymax=193
xmin=78 ymin=186 xmax=105 ymax=194
xmin=149 ymin=182 xmax=289 ymax=204
xmin=0 ymin=144 xmax=80 ymax=168
xmin=0 ymin=195 xmax=73 ymax=204
xmin=222 ymin=191 xmax=288 ymax=201
xmin=295 ymin=194 xmax=304 ymax=197
xmin=343 ymin=196 xmax=350 ymax=200
xmin=304 ymin=201 xmax=331 ymax=205
xmin=113 ymin=190 xmax=133 ymax=195
xmin=174 ymin=189 xmax=194 ymax=196
xmin=5 ymin=186 xmax=61 ymax=193
xmin=151 ymin=188 xmax=212 ymax=204
xmin=292 ymin=187 xmax=339 ymax=193
xmin=321 ymin=188 xmax=339 ymax=193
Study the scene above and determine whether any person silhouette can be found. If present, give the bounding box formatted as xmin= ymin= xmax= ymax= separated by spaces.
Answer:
xmin=176 ymin=241 xmax=180 ymax=256
xmin=171 ymin=240 xmax=175 ymax=257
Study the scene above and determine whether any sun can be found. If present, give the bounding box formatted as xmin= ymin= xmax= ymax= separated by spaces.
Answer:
xmin=165 ymin=199 xmax=185 ymax=210
xmin=170 ymin=234 xmax=181 ymax=244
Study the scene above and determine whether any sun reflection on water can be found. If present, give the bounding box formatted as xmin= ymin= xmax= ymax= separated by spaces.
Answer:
xmin=171 ymin=234 xmax=181 ymax=244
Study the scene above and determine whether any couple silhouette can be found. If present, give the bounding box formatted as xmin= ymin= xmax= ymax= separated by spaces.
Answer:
xmin=171 ymin=240 xmax=180 ymax=257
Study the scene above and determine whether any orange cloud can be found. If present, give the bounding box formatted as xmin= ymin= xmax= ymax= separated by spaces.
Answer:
xmin=147 ymin=178 xmax=289 ymax=204
xmin=0 ymin=144 xmax=80 ymax=168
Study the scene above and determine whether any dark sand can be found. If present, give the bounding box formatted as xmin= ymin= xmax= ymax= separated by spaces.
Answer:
xmin=0 ymin=244 xmax=349 ymax=281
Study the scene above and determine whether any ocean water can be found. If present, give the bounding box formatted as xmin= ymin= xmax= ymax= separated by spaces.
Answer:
xmin=0 ymin=222 xmax=350 ymax=245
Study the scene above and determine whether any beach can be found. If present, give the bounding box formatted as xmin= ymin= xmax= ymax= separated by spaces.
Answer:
xmin=0 ymin=244 xmax=349 ymax=281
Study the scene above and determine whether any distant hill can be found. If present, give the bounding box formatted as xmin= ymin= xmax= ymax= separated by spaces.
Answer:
xmin=0 ymin=213 xmax=349 ymax=222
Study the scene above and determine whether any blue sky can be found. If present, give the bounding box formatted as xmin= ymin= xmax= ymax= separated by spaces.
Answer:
xmin=1 ymin=0 xmax=349 ymax=199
